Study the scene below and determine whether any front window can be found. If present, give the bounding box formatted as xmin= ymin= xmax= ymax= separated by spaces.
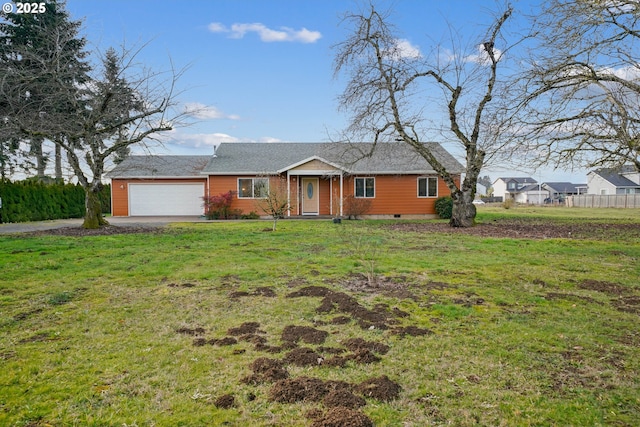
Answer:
xmin=418 ymin=177 xmax=438 ymax=197
xmin=238 ymin=178 xmax=269 ymax=198
xmin=355 ymin=177 xmax=375 ymax=198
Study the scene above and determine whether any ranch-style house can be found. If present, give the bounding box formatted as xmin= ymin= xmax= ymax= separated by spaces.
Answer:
xmin=106 ymin=142 xmax=464 ymax=218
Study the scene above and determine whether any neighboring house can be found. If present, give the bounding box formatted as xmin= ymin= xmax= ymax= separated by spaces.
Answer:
xmin=106 ymin=142 xmax=464 ymax=218
xmin=476 ymin=183 xmax=487 ymax=198
xmin=492 ymin=177 xmax=538 ymax=203
xmin=542 ymin=182 xmax=587 ymax=203
xmin=587 ymin=166 xmax=640 ymax=195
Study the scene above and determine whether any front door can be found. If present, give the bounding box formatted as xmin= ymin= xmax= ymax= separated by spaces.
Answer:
xmin=301 ymin=178 xmax=319 ymax=215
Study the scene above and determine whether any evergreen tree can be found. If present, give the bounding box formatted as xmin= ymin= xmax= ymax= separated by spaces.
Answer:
xmin=0 ymin=0 xmax=90 ymax=180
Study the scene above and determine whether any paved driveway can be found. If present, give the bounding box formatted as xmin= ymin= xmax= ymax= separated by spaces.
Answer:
xmin=0 ymin=216 xmax=207 ymax=234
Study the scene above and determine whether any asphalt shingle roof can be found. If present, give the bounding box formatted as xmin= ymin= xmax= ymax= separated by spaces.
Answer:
xmin=106 ymin=155 xmax=210 ymax=178
xmin=106 ymin=142 xmax=464 ymax=178
xmin=204 ymin=142 xmax=464 ymax=175
xmin=543 ymin=182 xmax=584 ymax=194
xmin=592 ymin=168 xmax=640 ymax=188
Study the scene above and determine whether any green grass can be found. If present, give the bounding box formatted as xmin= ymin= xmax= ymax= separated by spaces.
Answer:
xmin=1 ymin=207 xmax=639 ymax=426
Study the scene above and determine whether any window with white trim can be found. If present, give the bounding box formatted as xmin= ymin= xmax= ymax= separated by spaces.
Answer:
xmin=354 ymin=177 xmax=375 ymax=198
xmin=418 ymin=176 xmax=438 ymax=198
xmin=238 ymin=178 xmax=269 ymax=198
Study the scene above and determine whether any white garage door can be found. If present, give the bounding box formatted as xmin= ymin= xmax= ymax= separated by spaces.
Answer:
xmin=129 ymin=183 xmax=204 ymax=216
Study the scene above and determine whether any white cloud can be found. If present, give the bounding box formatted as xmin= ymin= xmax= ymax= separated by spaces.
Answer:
xmin=465 ymin=43 xmax=503 ymax=65
xmin=156 ymin=129 xmax=284 ymax=151
xmin=171 ymin=132 xmax=240 ymax=148
xmin=183 ymin=102 xmax=240 ymax=120
xmin=208 ymin=22 xmax=321 ymax=43
xmin=383 ymin=39 xmax=422 ymax=61
xmin=394 ymin=39 xmax=421 ymax=59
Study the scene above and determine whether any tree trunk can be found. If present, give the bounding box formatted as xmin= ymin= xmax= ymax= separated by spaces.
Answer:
xmin=32 ymin=137 xmax=47 ymax=179
xmin=55 ymin=144 xmax=63 ymax=181
xmin=449 ymin=173 xmax=478 ymax=228
xmin=450 ymin=194 xmax=476 ymax=227
xmin=82 ymin=184 xmax=109 ymax=229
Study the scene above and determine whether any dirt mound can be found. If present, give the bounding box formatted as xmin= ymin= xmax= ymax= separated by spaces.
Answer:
xmin=269 ymin=377 xmax=351 ymax=403
xmin=213 ymin=394 xmax=235 ymax=409
xmin=286 ymin=286 xmax=334 ymax=298
xmin=168 ymin=282 xmax=196 ymax=288
xmin=241 ymin=357 xmax=289 ymax=384
xmin=210 ymin=337 xmax=238 ymax=346
xmin=348 ymin=349 xmax=381 ymax=364
xmin=283 ymin=347 xmax=323 ymax=367
xmin=322 ymin=390 xmax=366 ymax=409
xmin=281 ymin=325 xmax=329 ymax=344
xmin=175 ymin=327 xmax=205 ymax=336
xmin=391 ymin=325 xmax=433 ymax=337
xmin=330 ymin=316 xmax=352 ymax=325
xmin=227 ymin=322 xmax=261 ymax=336
xmin=229 ymin=287 xmax=277 ymax=298
xmin=355 ymin=375 xmax=401 ymax=401
xmin=578 ymin=280 xmax=628 ymax=296
xmin=342 ymin=338 xmax=389 ymax=355
xmin=239 ymin=334 xmax=267 ymax=345
xmin=316 ymin=291 xmax=391 ymax=329
xmin=254 ymin=287 xmax=277 ymax=297
xmin=613 ymin=296 xmax=640 ymax=315
xmin=310 ymin=407 xmax=373 ymax=427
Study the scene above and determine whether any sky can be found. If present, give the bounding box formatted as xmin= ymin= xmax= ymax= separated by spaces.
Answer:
xmin=44 ymin=0 xmax=584 ymax=183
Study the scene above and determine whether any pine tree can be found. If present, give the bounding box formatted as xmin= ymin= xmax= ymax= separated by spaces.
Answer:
xmin=0 ymin=0 xmax=90 ymax=180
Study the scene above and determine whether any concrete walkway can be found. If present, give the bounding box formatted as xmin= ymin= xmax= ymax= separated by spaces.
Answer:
xmin=0 ymin=216 xmax=207 ymax=234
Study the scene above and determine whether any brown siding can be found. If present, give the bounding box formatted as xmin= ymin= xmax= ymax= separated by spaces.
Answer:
xmin=110 ymin=178 xmax=207 ymax=216
xmin=111 ymin=179 xmax=129 ymax=216
xmin=207 ymin=174 xmax=458 ymax=216
xmin=344 ymin=175 xmax=456 ymax=215
xmin=318 ymin=178 xmax=332 ymax=215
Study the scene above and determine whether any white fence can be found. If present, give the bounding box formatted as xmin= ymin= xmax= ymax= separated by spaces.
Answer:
xmin=567 ymin=194 xmax=640 ymax=208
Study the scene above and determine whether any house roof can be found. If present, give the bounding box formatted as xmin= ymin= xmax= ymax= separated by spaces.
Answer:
xmin=590 ymin=168 xmax=640 ymax=188
xmin=519 ymin=184 xmax=542 ymax=193
xmin=203 ymin=142 xmax=464 ymax=175
xmin=494 ymin=177 xmax=538 ymax=185
xmin=106 ymin=155 xmax=210 ymax=178
xmin=543 ymin=182 xmax=584 ymax=193
xmin=106 ymin=142 xmax=464 ymax=178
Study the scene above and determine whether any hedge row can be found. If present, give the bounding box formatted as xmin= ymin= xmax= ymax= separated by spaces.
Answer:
xmin=0 ymin=180 xmax=111 ymax=223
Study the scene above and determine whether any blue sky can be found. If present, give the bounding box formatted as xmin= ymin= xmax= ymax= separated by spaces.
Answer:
xmin=60 ymin=0 xmax=584 ymax=183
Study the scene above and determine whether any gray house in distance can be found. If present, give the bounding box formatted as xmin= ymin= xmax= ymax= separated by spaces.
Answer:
xmin=587 ymin=166 xmax=640 ymax=195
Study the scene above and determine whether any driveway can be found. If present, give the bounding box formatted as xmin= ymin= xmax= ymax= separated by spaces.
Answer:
xmin=0 ymin=216 xmax=207 ymax=234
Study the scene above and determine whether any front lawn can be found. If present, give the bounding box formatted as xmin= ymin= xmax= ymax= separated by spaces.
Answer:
xmin=1 ymin=208 xmax=639 ymax=426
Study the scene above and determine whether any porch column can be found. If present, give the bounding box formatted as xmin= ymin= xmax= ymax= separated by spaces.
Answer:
xmin=329 ymin=176 xmax=333 ymax=216
xmin=287 ymin=170 xmax=291 ymax=217
xmin=339 ymin=172 xmax=344 ymax=217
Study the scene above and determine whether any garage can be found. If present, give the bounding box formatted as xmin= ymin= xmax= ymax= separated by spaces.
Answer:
xmin=128 ymin=183 xmax=205 ymax=216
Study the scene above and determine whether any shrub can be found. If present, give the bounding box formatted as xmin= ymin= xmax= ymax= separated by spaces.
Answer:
xmin=203 ymin=191 xmax=237 ymax=219
xmin=434 ymin=196 xmax=453 ymax=219
xmin=0 ymin=180 xmax=110 ymax=223
xmin=343 ymin=195 xmax=372 ymax=220
xmin=502 ymin=198 xmax=515 ymax=209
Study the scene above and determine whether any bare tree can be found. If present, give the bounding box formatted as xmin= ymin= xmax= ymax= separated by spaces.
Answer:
xmin=255 ymin=176 xmax=291 ymax=231
xmin=516 ymin=0 xmax=640 ymax=172
xmin=333 ymin=2 xmax=515 ymax=227
xmin=5 ymin=43 xmax=185 ymax=228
